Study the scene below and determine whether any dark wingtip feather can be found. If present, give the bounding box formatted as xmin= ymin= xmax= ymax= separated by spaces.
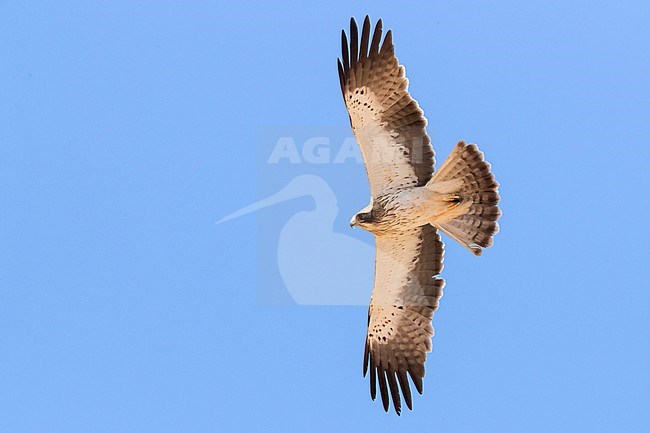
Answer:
xmin=369 ymin=364 xmax=377 ymax=400
xmin=387 ymin=372 xmax=402 ymax=415
xmin=381 ymin=29 xmax=393 ymax=54
xmin=341 ymin=29 xmax=349 ymax=72
xmin=337 ymin=59 xmax=345 ymax=95
xmin=408 ymin=369 xmax=424 ymax=395
xmin=349 ymin=17 xmax=359 ymax=69
xmin=377 ymin=369 xmax=389 ymax=412
xmin=360 ymin=15 xmax=371 ymax=60
xmin=397 ymin=371 xmax=413 ymax=410
xmin=369 ymin=18 xmax=383 ymax=56
xmin=363 ymin=341 xmax=369 ymax=377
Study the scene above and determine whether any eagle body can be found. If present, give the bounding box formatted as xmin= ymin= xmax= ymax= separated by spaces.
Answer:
xmin=351 ymin=186 xmax=469 ymax=236
xmin=337 ymin=17 xmax=501 ymax=414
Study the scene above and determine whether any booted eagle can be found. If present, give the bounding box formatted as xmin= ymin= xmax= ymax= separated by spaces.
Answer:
xmin=337 ymin=16 xmax=501 ymax=414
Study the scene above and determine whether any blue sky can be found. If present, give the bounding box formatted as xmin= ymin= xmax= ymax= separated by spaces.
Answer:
xmin=1 ymin=1 xmax=649 ymax=432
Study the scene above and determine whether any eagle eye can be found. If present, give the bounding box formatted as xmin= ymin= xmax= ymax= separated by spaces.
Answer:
xmin=359 ymin=212 xmax=372 ymax=222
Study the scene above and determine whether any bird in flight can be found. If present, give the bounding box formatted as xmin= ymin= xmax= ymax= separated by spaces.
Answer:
xmin=337 ymin=16 xmax=501 ymax=414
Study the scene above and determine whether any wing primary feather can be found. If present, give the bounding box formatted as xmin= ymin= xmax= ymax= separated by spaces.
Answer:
xmin=341 ymin=30 xmax=349 ymax=72
xmin=349 ymin=17 xmax=358 ymax=69
xmin=369 ymin=19 xmax=382 ymax=56
xmin=377 ymin=368 xmax=390 ymax=412
xmin=408 ymin=369 xmax=424 ymax=395
xmin=337 ymin=59 xmax=345 ymax=96
xmin=363 ymin=341 xmax=369 ymax=377
xmin=369 ymin=363 xmax=377 ymax=400
xmin=397 ymin=370 xmax=413 ymax=410
xmin=380 ymin=29 xmax=393 ymax=54
xmin=386 ymin=371 xmax=402 ymax=415
xmin=360 ymin=15 xmax=371 ymax=60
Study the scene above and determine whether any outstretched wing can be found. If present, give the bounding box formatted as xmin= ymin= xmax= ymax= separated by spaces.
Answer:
xmin=364 ymin=224 xmax=445 ymax=414
xmin=338 ymin=16 xmax=435 ymax=197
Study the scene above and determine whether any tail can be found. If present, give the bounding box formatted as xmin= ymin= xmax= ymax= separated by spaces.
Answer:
xmin=427 ymin=140 xmax=501 ymax=256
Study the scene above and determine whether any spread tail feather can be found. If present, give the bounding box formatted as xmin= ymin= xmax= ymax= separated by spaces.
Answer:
xmin=428 ymin=140 xmax=501 ymax=256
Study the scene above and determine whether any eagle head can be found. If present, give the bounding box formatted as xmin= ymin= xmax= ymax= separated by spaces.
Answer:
xmin=350 ymin=199 xmax=377 ymax=228
xmin=350 ymin=211 xmax=374 ymax=228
